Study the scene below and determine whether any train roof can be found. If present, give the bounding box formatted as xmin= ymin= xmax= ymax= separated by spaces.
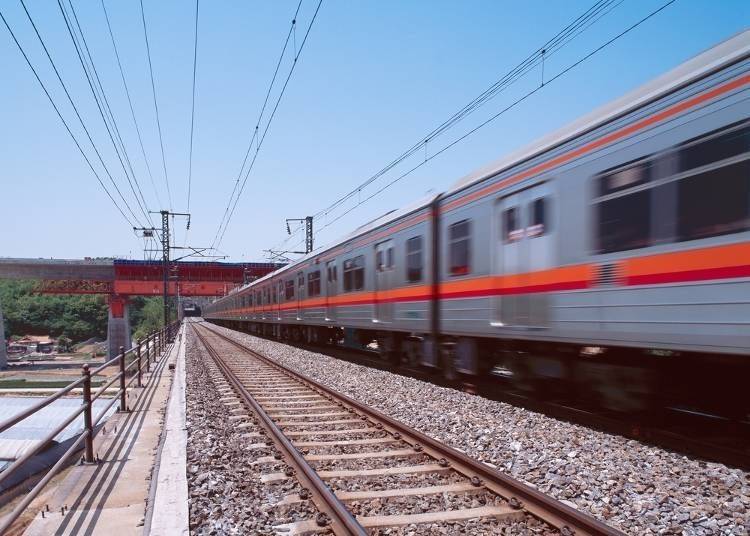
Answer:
xmin=446 ymin=29 xmax=750 ymax=197
xmin=217 ymin=30 xmax=750 ymax=302
xmin=238 ymin=193 xmax=438 ymax=291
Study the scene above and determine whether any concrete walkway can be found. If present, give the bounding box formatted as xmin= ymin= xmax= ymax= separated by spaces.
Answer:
xmin=19 ymin=329 xmax=186 ymax=536
xmin=145 ymin=326 xmax=188 ymax=535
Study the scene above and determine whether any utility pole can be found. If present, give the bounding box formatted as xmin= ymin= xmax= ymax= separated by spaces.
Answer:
xmin=160 ymin=210 xmax=170 ymax=327
xmin=285 ymin=216 xmax=314 ymax=254
xmin=148 ymin=210 xmax=191 ymax=327
xmin=137 ymin=211 xmax=226 ymax=326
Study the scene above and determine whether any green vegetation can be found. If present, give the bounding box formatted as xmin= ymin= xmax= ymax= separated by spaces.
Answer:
xmin=0 ymin=280 xmax=107 ymax=342
xmin=129 ymin=296 xmax=169 ymax=341
xmin=0 ymin=378 xmax=104 ymax=389
xmin=0 ymin=280 xmax=171 ymax=345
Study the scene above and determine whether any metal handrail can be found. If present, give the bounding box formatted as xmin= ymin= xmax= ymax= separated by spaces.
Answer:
xmin=0 ymin=321 xmax=180 ymax=534
xmin=0 ymin=377 xmax=86 ymax=435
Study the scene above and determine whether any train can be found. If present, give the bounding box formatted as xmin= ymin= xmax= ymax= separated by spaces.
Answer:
xmin=206 ymin=31 xmax=750 ymax=417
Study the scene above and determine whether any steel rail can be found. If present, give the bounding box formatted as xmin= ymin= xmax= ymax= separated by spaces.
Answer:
xmin=192 ymin=325 xmax=367 ymax=536
xmin=198 ymin=323 xmax=624 ymax=536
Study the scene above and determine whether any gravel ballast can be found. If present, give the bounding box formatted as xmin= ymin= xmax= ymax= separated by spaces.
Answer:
xmin=185 ymin=333 xmax=329 ymax=535
xmin=206 ymin=323 xmax=749 ymax=536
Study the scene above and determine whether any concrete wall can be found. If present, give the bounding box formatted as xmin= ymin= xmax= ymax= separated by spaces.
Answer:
xmin=107 ymin=302 xmax=132 ymax=359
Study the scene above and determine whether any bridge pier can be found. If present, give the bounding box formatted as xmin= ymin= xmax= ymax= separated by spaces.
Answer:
xmin=107 ymin=295 xmax=131 ymax=359
xmin=0 ymin=299 xmax=6 ymax=370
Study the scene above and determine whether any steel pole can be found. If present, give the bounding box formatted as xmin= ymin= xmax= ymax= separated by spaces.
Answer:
xmin=118 ymin=346 xmax=127 ymax=412
xmin=136 ymin=338 xmax=142 ymax=388
xmin=82 ymin=364 xmax=94 ymax=462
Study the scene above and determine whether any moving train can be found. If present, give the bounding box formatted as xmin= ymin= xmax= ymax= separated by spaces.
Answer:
xmin=206 ymin=31 xmax=750 ymax=416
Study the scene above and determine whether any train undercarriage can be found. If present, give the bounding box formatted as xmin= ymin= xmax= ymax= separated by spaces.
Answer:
xmin=210 ymin=319 xmax=750 ymax=423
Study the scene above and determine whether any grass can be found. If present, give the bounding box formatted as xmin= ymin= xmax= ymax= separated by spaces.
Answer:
xmin=0 ymin=379 xmax=104 ymax=389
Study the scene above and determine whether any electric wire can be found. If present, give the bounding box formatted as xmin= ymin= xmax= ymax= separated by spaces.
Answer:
xmin=16 ymin=0 xmax=145 ymax=227
xmin=140 ymin=0 xmax=173 ymax=211
xmin=214 ymin=0 xmax=323 ymax=250
xmin=291 ymin=0 xmax=678 ymax=254
xmin=100 ymin=0 xmax=163 ymax=210
xmin=66 ymin=0 xmax=154 ymax=227
xmin=313 ymin=0 xmax=623 ymax=222
xmin=0 ymin=8 xmax=134 ymax=227
xmin=271 ymin=0 xmax=625 ymax=253
xmin=58 ymin=0 xmax=153 ymax=226
xmin=210 ymin=0 xmax=304 ymax=251
xmin=187 ymin=0 xmax=199 ymax=215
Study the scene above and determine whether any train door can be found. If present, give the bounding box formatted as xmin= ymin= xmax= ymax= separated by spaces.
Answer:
xmin=277 ymin=281 xmax=283 ymax=321
xmin=296 ymin=271 xmax=305 ymax=321
xmin=493 ymin=183 xmax=552 ymax=327
xmin=326 ymin=261 xmax=337 ymax=321
xmin=374 ymin=240 xmax=395 ymax=323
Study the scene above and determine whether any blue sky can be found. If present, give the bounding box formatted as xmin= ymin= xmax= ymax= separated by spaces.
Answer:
xmin=0 ymin=0 xmax=747 ymax=262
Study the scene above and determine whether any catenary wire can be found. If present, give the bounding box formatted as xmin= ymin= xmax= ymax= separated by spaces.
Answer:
xmin=16 ymin=0 xmax=145 ymax=227
xmin=292 ymin=0 xmax=677 ymax=254
xmin=312 ymin=0 xmax=622 ymax=221
xmin=100 ymin=0 xmax=163 ymax=210
xmin=66 ymin=0 xmax=154 ymax=227
xmin=187 ymin=0 xmax=200 ymax=215
xmin=58 ymin=0 xmax=154 ymax=227
xmin=210 ymin=0 xmax=304 ymax=251
xmin=272 ymin=0 xmax=624 ymax=253
xmin=139 ymin=0 xmax=173 ymax=211
xmin=215 ymin=0 xmax=323 ymax=250
xmin=0 ymin=8 xmax=135 ymax=227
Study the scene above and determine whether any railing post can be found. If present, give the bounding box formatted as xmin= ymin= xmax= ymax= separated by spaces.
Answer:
xmin=82 ymin=364 xmax=94 ymax=463
xmin=146 ymin=332 xmax=152 ymax=370
xmin=119 ymin=346 xmax=127 ymax=412
xmin=136 ymin=338 xmax=142 ymax=388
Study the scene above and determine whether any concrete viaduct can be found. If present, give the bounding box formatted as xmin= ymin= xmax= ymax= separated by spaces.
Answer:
xmin=0 ymin=258 xmax=283 ymax=365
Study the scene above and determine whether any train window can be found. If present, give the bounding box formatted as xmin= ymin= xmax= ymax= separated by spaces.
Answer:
xmin=528 ymin=198 xmax=547 ymax=237
xmin=285 ymin=280 xmax=295 ymax=300
xmin=406 ymin=236 xmax=423 ymax=283
xmin=376 ymin=245 xmax=394 ymax=272
xmin=327 ymin=265 xmax=337 ymax=281
xmin=449 ymin=220 xmax=471 ymax=276
xmin=308 ymin=271 xmax=321 ymax=296
xmin=594 ymin=160 xmax=653 ymax=253
xmin=503 ymin=207 xmax=521 ymax=243
xmin=679 ymin=122 xmax=750 ymax=172
xmin=343 ymin=256 xmax=365 ymax=292
xmin=596 ymin=190 xmax=651 ymax=253
xmin=674 ymin=122 xmax=750 ymax=242
xmin=677 ymin=160 xmax=750 ymax=241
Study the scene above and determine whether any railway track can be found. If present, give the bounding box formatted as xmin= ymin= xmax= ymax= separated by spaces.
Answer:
xmin=253 ymin=335 xmax=750 ymax=472
xmin=191 ymin=322 xmax=622 ymax=535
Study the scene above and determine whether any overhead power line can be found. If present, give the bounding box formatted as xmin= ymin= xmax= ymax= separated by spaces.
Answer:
xmin=140 ymin=0 xmax=173 ymax=211
xmin=100 ymin=0 xmax=163 ymax=209
xmin=274 ymin=0 xmax=625 ymax=253
xmin=14 ymin=0 xmax=146 ymax=227
xmin=58 ymin=0 xmax=154 ymax=227
xmin=0 ymin=7 xmax=135 ymax=227
xmin=212 ymin=0 xmax=322 ymax=251
xmin=312 ymin=0 xmax=624 ymax=223
xmin=187 ymin=0 xmax=200 ymax=215
xmin=211 ymin=0 xmax=303 ymax=251
xmin=283 ymin=0 xmax=678 ymax=255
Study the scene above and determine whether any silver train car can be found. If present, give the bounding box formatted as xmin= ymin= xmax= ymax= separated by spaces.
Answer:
xmin=206 ymin=31 xmax=750 ymax=414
